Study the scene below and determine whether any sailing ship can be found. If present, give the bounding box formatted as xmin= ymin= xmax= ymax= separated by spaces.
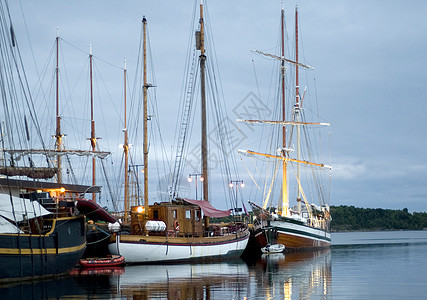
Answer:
xmin=108 ymin=2 xmax=249 ymax=263
xmin=0 ymin=179 xmax=96 ymax=281
xmin=0 ymin=0 xmax=113 ymax=281
xmin=241 ymin=4 xmax=331 ymax=251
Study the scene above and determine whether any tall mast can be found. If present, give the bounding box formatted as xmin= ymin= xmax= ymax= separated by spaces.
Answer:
xmin=89 ymin=44 xmax=96 ymax=201
xmin=143 ymin=17 xmax=149 ymax=215
xmin=123 ymin=59 xmax=129 ymax=218
xmin=295 ymin=5 xmax=302 ymax=214
xmin=280 ymin=2 xmax=289 ymax=217
xmin=55 ymin=27 xmax=62 ymax=184
xmin=199 ymin=0 xmax=208 ymax=204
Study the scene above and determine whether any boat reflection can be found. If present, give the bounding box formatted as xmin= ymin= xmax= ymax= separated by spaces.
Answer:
xmin=111 ymin=261 xmax=250 ymax=299
xmin=71 ymin=266 xmax=125 ymax=276
xmin=111 ymin=250 xmax=331 ymax=299
xmin=247 ymin=249 xmax=332 ymax=299
xmin=0 ymin=250 xmax=331 ymax=299
xmin=0 ymin=271 xmax=114 ymax=299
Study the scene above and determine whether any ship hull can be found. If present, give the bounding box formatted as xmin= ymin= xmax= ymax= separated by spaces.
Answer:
xmin=270 ymin=219 xmax=331 ymax=250
xmin=108 ymin=231 xmax=250 ymax=264
xmin=0 ymin=216 xmax=86 ymax=281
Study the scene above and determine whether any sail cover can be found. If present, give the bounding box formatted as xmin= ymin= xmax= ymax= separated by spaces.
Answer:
xmin=0 ymin=216 xmax=23 ymax=233
xmin=0 ymin=194 xmax=51 ymax=222
xmin=183 ymin=198 xmax=231 ymax=218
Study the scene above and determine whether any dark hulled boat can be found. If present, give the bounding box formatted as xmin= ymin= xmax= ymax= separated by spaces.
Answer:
xmin=0 ymin=0 xmax=113 ymax=281
xmin=0 ymin=215 xmax=86 ymax=280
xmin=0 ymin=179 xmax=102 ymax=281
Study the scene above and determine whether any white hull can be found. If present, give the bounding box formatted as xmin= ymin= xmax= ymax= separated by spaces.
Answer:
xmin=109 ymin=233 xmax=250 ymax=264
xmin=261 ymin=243 xmax=285 ymax=254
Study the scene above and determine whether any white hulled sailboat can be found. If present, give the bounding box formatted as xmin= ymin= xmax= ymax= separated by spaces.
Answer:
xmin=108 ymin=2 xmax=249 ymax=263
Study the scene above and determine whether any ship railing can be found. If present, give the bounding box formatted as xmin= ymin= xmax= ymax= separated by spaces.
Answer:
xmin=38 ymin=196 xmax=77 ymax=217
xmin=308 ymin=216 xmax=329 ymax=231
xmin=204 ymin=222 xmax=247 ymax=237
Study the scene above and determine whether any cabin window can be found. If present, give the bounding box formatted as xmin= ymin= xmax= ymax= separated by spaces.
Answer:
xmin=173 ymin=210 xmax=177 ymax=219
xmin=185 ymin=210 xmax=191 ymax=219
xmin=153 ymin=210 xmax=159 ymax=220
xmin=195 ymin=210 xmax=201 ymax=221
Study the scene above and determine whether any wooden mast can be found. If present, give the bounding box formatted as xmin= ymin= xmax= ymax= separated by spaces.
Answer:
xmin=198 ymin=0 xmax=209 ymax=229
xmin=199 ymin=0 xmax=208 ymax=204
xmin=123 ymin=59 xmax=129 ymax=218
xmin=55 ymin=27 xmax=62 ymax=184
xmin=295 ymin=5 xmax=302 ymax=214
xmin=280 ymin=2 xmax=289 ymax=217
xmin=89 ymin=44 xmax=96 ymax=201
xmin=143 ymin=17 xmax=149 ymax=216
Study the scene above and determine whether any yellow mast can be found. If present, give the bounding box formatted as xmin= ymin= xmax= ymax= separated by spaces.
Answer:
xmin=280 ymin=3 xmax=289 ymax=217
xmin=240 ymin=150 xmax=331 ymax=170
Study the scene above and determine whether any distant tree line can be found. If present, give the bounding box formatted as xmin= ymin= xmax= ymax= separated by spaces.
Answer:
xmin=331 ymin=205 xmax=427 ymax=231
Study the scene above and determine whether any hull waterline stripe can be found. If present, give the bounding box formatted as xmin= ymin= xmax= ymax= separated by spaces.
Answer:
xmin=117 ymin=234 xmax=250 ymax=247
xmin=0 ymin=242 xmax=86 ymax=255
xmin=274 ymin=226 xmax=331 ymax=242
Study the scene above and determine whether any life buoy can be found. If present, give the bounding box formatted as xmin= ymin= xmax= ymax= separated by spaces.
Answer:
xmin=174 ymin=221 xmax=180 ymax=232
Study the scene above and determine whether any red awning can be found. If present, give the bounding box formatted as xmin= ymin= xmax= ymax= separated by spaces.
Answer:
xmin=183 ymin=198 xmax=231 ymax=218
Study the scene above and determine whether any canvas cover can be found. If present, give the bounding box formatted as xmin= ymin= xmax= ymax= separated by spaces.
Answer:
xmin=0 ymin=193 xmax=51 ymax=223
xmin=183 ymin=198 xmax=231 ymax=218
xmin=0 ymin=215 xmax=23 ymax=233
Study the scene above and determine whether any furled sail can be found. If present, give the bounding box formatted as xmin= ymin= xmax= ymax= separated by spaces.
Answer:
xmin=0 ymin=166 xmax=58 ymax=179
xmin=3 ymin=149 xmax=110 ymax=159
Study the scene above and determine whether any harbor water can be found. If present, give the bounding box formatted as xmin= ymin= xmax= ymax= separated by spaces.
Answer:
xmin=1 ymin=230 xmax=427 ymax=299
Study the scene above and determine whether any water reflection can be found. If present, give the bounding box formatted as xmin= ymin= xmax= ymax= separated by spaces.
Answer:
xmin=5 ymin=232 xmax=427 ymax=299
xmin=0 ymin=250 xmax=331 ymax=299
xmin=111 ymin=261 xmax=249 ymax=299
xmin=0 ymin=270 xmax=116 ymax=299
xmin=247 ymin=250 xmax=332 ymax=299
xmin=111 ymin=250 xmax=331 ymax=299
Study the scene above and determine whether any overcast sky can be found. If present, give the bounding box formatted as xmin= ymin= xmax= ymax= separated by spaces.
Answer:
xmin=6 ymin=0 xmax=427 ymax=212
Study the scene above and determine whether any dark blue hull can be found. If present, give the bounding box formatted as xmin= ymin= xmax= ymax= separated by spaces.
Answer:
xmin=0 ymin=216 xmax=86 ymax=281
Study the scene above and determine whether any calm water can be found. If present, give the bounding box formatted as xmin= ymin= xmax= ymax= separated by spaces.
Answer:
xmin=2 ymin=231 xmax=427 ymax=299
